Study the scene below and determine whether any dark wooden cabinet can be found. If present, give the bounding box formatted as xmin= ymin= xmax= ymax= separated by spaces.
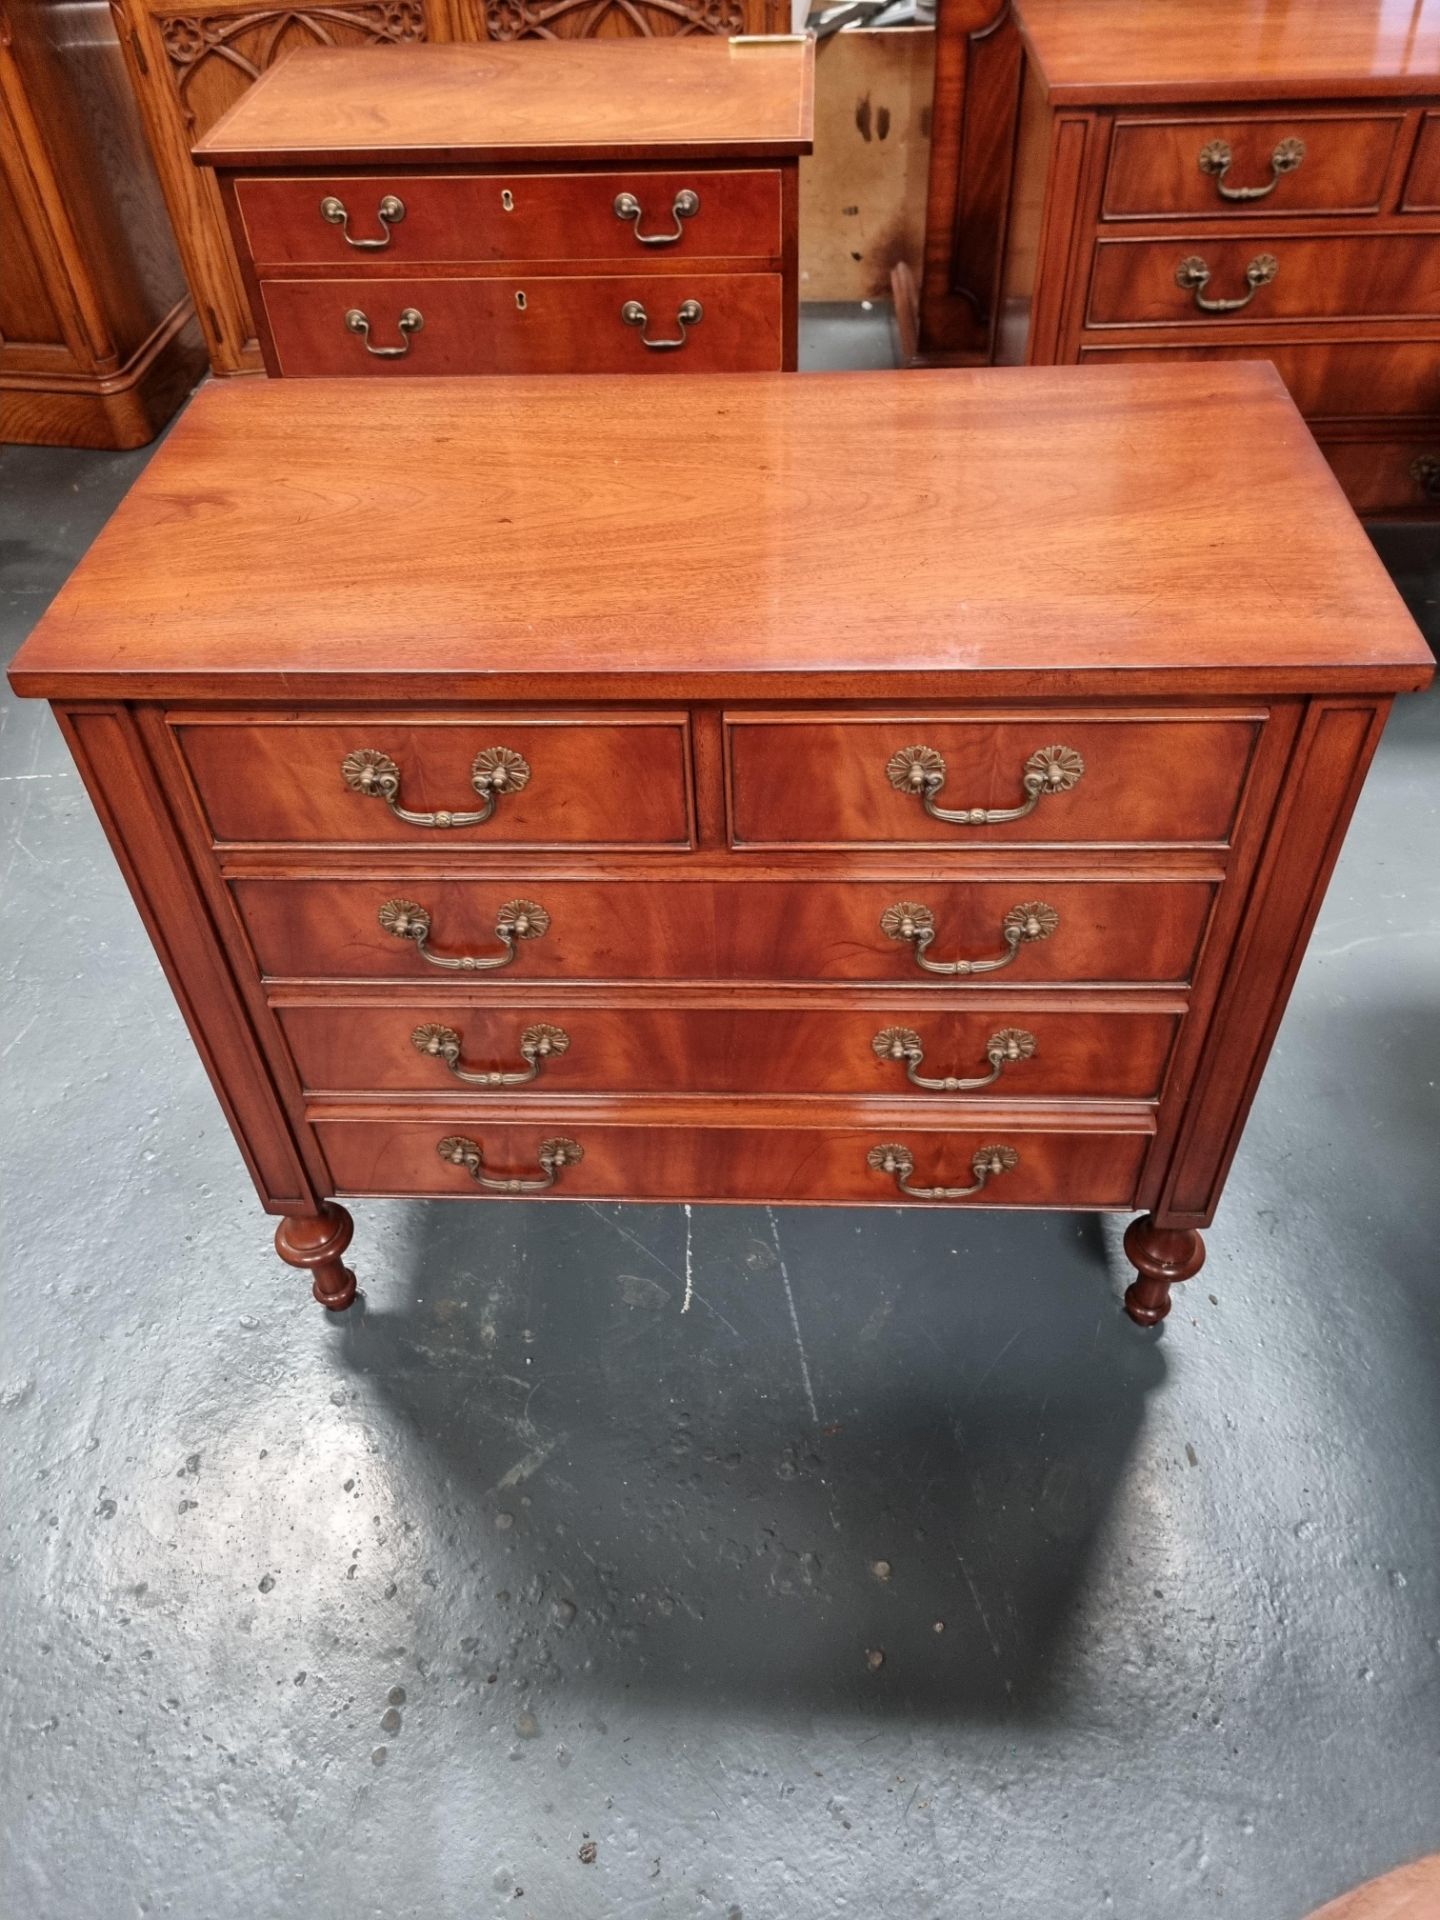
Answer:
xmin=8 ymin=364 xmax=1432 ymax=1327
xmin=194 ymin=38 xmax=811 ymax=376
xmin=907 ymin=0 xmax=1440 ymax=517
xmin=0 ymin=0 xmax=206 ymax=447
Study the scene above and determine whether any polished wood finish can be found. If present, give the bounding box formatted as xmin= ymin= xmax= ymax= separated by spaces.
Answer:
xmin=108 ymin=1 xmax=790 ymax=378
xmin=317 ymin=1111 xmax=1153 ymax=1207
xmin=0 ymin=0 xmax=205 ymax=447
xmin=1121 ymin=1212 xmax=1205 ymax=1325
xmin=8 ymin=365 xmax=1431 ymax=1329
xmin=231 ymin=873 xmax=1218 ymax=986
xmin=1086 ymin=234 xmax=1440 ymax=329
xmin=1006 ymin=0 xmax=1440 ymax=104
xmin=259 ymin=271 xmax=785 ymax=376
xmin=197 ymin=40 xmax=814 ymax=168
xmin=275 ymin=996 xmax=1182 ymax=1100
xmin=275 ymin=1203 xmax=357 ymax=1309
xmin=236 ymin=168 xmax=784 ymax=264
xmin=725 ymin=712 xmax=1259 ymax=847
xmin=176 ymin=713 xmax=695 ymax=847
xmin=14 ymin=369 xmax=1430 ymax=701
xmin=911 ymin=0 xmax=1440 ymax=512
xmin=1101 ymin=113 xmax=1401 ymax=220
xmin=192 ymin=39 xmax=811 ymax=376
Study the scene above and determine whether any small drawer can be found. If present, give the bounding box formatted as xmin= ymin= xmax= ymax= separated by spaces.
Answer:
xmin=1101 ymin=114 xmax=1401 ymax=220
xmin=174 ymin=714 xmax=693 ymax=848
xmin=235 ymin=170 xmax=784 ymax=265
xmin=278 ymin=998 xmax=1182 ymax=1101
xmin=315 ymin=1113 xmax=1152 ymax=1209
xmin=261 ymin=272 xmax=784 ymax=375
xmin=1401 ymin=113 xmax=1440 ymax=213
xmin=1320 ymin=438 xmax=1440 ymax=516
xmin=232 ymin=876 xmax=1217 ymax=987
xmin=1087 ymin=234 xmax=1440 ymax=329
xmin=1076 ymin=339 xmax=1440 ymax=421
xmin=725 ymin=712 xmax=1259 ymax=847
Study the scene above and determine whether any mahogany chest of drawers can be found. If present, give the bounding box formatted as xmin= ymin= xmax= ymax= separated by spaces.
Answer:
xmin=193 ymin=37 xmax=813 ymax=378
xmin=9 ymin=364 xmax=1431 ymax=1326
xmin=920 ymin=0 xmax=1440 ymax=517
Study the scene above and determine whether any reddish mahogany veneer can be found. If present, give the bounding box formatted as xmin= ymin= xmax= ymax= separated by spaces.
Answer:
xmin=8 ymin=366 xmax=1431 ymax=1330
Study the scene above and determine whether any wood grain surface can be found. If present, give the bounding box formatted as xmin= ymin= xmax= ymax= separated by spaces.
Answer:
xmin=195 ymin=39 xmax=816 ymax=168
xmin=11 ymin=366 xmax=1432 ymax=702
xmin=1015 ymin=0 xmax=1440 ymax=103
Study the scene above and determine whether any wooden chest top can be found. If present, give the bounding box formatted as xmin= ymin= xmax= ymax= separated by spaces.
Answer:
xmin=193 ymin=39 xmax=816 ymax=169
xmin=1015 ymin=0 xmax=1440 ymax=104
xmin=9 ymin=364 xmax=1431 ymax=703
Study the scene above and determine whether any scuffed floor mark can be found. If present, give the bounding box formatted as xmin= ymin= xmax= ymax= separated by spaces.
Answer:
xmin=493 ymin=1433 xmax=565 ymax=1493
xmin=681 ymin=1204 xmax=694 ymax=1314
xmin=767 ymin=1208 xmax=818 ymax=1427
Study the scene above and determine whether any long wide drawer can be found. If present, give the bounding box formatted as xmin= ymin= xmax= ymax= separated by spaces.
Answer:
xmin=233 ymin=876 xmax=1218 ymax=986
xmin=174 ymin=713 xmax=694 ymax=848
xmin=277 ymin=997 xmax=1183 ymax=1100
xmin=726 ymin=711 xmax=1259 ymax=847
xmin=236 ymin=169 xmax=784 ymax=266
xmin=315 ymin=1113 xmax=1152 ymax=1208
xmin=1076 ymin=339 xmax=1440 ymax=421
xmin=1087 ymin=233 xmax=1440 ymax=328
xmin=1100 ymin=114 xmax=1401 ymax=221
xmin=261 ymin=273 xmax=784 ymax=375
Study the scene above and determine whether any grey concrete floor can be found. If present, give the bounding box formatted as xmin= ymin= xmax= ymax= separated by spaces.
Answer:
xmin=2 ymin=321 xmax=1438 ymax=1920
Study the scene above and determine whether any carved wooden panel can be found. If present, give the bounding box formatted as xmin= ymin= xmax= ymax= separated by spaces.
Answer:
xmin=157 ymin=3 xmax=429 ymax=138
xmin=482 ymin=0 xmax=745 ymax=38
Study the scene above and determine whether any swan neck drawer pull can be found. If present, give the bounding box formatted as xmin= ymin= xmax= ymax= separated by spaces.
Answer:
xmin=411 ymin=1021 xmax=569 ymax=1086
xmin=437 ymin=1134 xmax=583 ymax=1193
xmin=872 ymin=1025 xmax=1036 ymax=1092
xmin=1411 ymin=456 xmax=1440 ymax=502
xmin=621 ymin=297 xmax=702 ymax=350
xmin=344 ymin=306 xmax=423 ymax=357
xmin=868 ymin=1142 xmax=1019 ymax=1201
xmin=342 ymin=746 xmax=530 ymax=828
xmin=320 ymin=192 xmax=405 ymax=248
xmin=1197 ymin=136 xmax=1304 ymax=202
xmin=1174 ymin=252 xmax=1277 ymax=313
xmin=613 ymin=187 xmax=699 ymax=245
xmin=886 ymin=743 xmax=1084 ymax=825
xmin=378 ymin=896 xmax=549 ymax=973
xmin=882 ymin=900 xmax=1058 ymax=976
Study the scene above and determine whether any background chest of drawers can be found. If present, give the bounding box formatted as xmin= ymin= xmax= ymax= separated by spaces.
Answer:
xmin=9 ymin=365 xmax=1432 ymax=1329
xmin=911 ymin=0 xmax=1440 ymax=517
xmin=193 ymin=37 xmax=813 ymax=378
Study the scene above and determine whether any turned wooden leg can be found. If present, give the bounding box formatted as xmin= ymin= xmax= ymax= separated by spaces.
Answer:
xmin=275 ymin=1204 xmax=357 ymax=1311
xmin=1123 ymin=1214 xmax=1206 ymax=1327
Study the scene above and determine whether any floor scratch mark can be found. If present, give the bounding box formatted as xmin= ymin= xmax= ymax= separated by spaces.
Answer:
xmin=681 ymin=1204 xmax=694 ymax=1314
xmin=768 ymin=1207 xmax=819 ymax=1426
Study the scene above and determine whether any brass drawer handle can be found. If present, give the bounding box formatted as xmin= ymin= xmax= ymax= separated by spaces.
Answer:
xmin=320 ymin=191 xmax=405 ymax=248
xmin=1197 ymin=136 xmax=1304 ymax=202
xmin=886 ymin=743 xmax=1084 ymax=825
xmin=872 ymin=1025 xmax=1035 ymax=1092
xmin=867 ymin=1141 xmax=1019 ymax=1201
xmin=437 ymin=1134 xmax=583 ymax=1193
xmin=613 ymin=187 xmax=699 ymax=246
xmin=344 ymin=306 xmax=423 ymax=357
xmin=1174 ymin=253 xmax=1277 ymax=313
xmin=412 ymin=1021 xmax=569 ymax=1086
xmin=378 ymin=896 xmax=549 ymax=972
xmin=882 ymin=900 xmax=1058 ymax=976
xmin=621 ymin=297 xmax=702 ymax=351
xmin=341 ymin=746 xmax=530 ymax=828
xmin=1411 ymin=456 xmax=1440 ymax=502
